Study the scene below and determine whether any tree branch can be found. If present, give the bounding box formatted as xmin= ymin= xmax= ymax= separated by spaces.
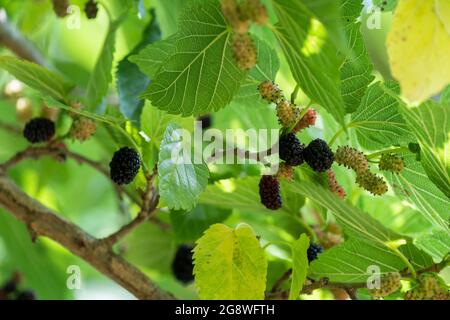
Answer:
xmin=0 ymin=10 xmax=45 ymax=65
xmin=0 ymin=174 xmax=173 ymax=300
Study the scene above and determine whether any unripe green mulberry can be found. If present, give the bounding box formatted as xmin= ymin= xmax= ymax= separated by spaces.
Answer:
xmin=276 ymin=100 xmax=299 ymax=128
xmin=335 ymin=146 xmax=369 ymax=174
xmin=369 ymin=272 xmax=401 ymax=298
xmin=232 ymin=33 xmax=257 ymax=70
xmin=276 ymin=162 xmax=294 ymax=181
xmin=356 ymin=171 xmax=388 ymax=195
xmin=379 ymin=154 xmax=404 ymax=174
xmin=404 ymin=287 xmax=427 ymax=300
xmin=292 ymin=108 xmax=317 ymax=133
xmin=221 ymin=0 xmax=250 ymax=34
xmin=241 ymin=0 xmax=268 ymax=25
xmin=70 ymin=117 xmax=97 ymax=142
xmin=327 ymin=170 xmax=346 ymax=199
xmin=431 ymin=290 xmax=450 ymax=300
xmin=258 ymin=81 xmax=283 ymax=103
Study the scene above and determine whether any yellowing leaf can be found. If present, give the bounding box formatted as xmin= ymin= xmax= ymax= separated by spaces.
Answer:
xmin=387 ymin=0 xmax=450 ymax=103
xmin=193 ymin=223 xmax=267 ymax=300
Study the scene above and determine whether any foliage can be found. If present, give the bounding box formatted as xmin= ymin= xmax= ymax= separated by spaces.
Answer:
xmin=0 ymin=0 xmax=448 ymax=301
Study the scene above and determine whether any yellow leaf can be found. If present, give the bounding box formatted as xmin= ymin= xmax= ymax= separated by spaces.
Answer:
xmin=387 ymin=0 xmax=450 ymax=103
xmin=193 ymin=223 xmax=267 ymax=300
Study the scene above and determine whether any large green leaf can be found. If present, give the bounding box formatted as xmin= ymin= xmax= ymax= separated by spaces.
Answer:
xmin=350 ymin=81 xmax=413 ymax=150
xmin=271 ymin=0 xmax=345 ymax=125
xmin=289 ymin=234 xmax=309 ymax=300
xmin=0 ymin=56 xmax=73 ymax=101
xmin=122 ymin=222 xmax=176 ymax=273
xmin=158 ymin=123 xmax=209 ymax=210
xmin=129 ymin=36 xmax=177 ymax=79
xmin=340 ymin=1 xmax=375 ymax=113
xmin=287 ymin=180 xmax=401 ymax=245
xmin=143 ymin=0 xmax=246 ymax=116
xmin=199 ymin=177 xmax=305 ymax=216
xmin=399 ymin=101 xmax=450 ymax=198
xmin=170 ymin=204 xmax=231 ymax=243
xmin=384 ymin=153 xmax=450 ymax=232
xmin=193 ymin=223 xmax=267 ymax=300
xmin=309 ymin=238 xmax=432 ymax=283
xmin=414 ymin=230 xmax=450 ymax=262
xmin=86 ymin=19 xmax=121 ymax=111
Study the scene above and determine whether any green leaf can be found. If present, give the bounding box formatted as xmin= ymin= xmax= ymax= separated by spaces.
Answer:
xmin=0 ymin=211 xmax=72 ymax=299
xmin=158 ymin=123 xmax=209 ymax=210
xmin=0 ymin=56 xmax=73 ymax=101
xmin=199 ymin=177 xmax=304 ymax=216
xmin=309 ymin=238 xmax=432 ymax=283
xmin=289 ymin=234 xmax=309 ymax=300
xmin=414 ymin=230 xmax=450 ymax=262
xmin=399 ymin=101 xmax=450 ymax=198
xmin=42 ymin=96 xmax=125 ymax=125
xmin=129 ymin=36 xmax=177 ymax=79
xmin=141 ymin=101 xmax=194 ymax=149
xmin=271 ymin=0 xmax=345 ymax=125
xmin=302 ymin=0 xmax=349 ymax=55
xmin=340 ymin=1 xmax=375 ymax=113
xmin=351 ymin=81 xmax=413 ymax=150
xmin=170 ymin=204 xmax=231 ymax=243
xmin=86 ymin=19 xmax=121 ymax=111
xmin=193 ymin=223 xmax=267 ymax=300
xmin=143 ymin=0 xmax=246 ymax=116
xmin=122 ymin=222 xmax=176 ymax=273
xmin=373 ymin=0 xmax=398 ymax=11
xmin=233 ymin=37 xmax=280 ymax=105
xmin=384 ymin=152 xmax=450 ymax=232
xmin=287 ymin=180 xmax=401 ymax=245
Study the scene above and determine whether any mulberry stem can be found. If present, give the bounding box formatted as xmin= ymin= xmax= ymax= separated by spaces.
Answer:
xmin=366 ymin=147 xmax=410 ymax=160
xmin=392 ymin=247 xmax=417 ymax=279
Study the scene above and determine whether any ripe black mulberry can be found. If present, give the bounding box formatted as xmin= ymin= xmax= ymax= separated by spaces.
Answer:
xmin=23 ymin=118 xmax=55 ymax=143
xmin=84 ymin=0 xmax=99 ymax=19
xmin=109 ymin=147 xmax=141 ymax=185
xmin=259 ymin=175 xmax=282 ymax=210
xmin=172 ymin=245 xmax=195 ymax=283
xmin=307 ymin=243 xmax=324 ymax=263
xmin=279 ymin=133 xmax=305 ymax=166
xmin=303 ymin=139 xmax=334 ymax=172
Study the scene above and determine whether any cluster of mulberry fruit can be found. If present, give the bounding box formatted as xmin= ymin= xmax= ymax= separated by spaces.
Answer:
xmin=0 ymin=273 xmax=36 ymax=300
xmin=335 ymin=145 xmax=388 ymax=196
xmin=369 ymin=272 xmax=402 ymax=298
xmin=109 ymin=147 xmax=141 ymax=185
xmin=172 ymin=245 xmax=195 ymax=283
xmin=256 ymin=81 xmax=332 ymax=210
xmin=221 ymin=0 xmax=266 ymax=71
xmin=259 ymin=175 xmax=282 ymax=210
xmin=23 ymin=117 xmax=55 ymax=143
xmin=404 ymin=273 xmax=450 ymax=300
